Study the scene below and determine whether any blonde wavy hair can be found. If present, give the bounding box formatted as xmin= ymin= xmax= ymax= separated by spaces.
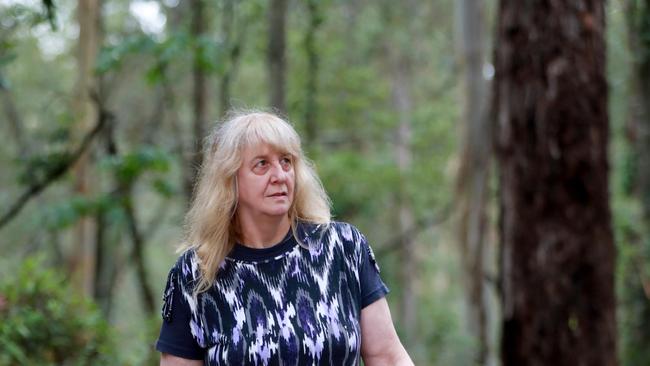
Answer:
xmin=180 ymin=110 xmax=331 ymax=294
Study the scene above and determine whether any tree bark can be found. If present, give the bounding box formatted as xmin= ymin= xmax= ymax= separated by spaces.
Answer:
xmin=185 ymin=0 xmax=210 ymax=201
xmin=218 ymin=0 xmax=247 ymax=118
xmin=303 ymin=0 xmax=322 ymax=146
xmin=392 ymin=62 xmax=416 ymax=343
xmin=268 ymin=0 xmax=288 ymax=114
xmin=494 ymin=1 xmax=617 ymax=365
xmin=70 ymin=0 xmax=101 ymax=297
xmin=0 ymin=72 xmax=27 ymax=158
xmin=123 ymin=185 xmax=156 ymax=316
xmin=455 ymin=0 xmax=492 ymax=364
xmin=381 ymin=1 xmax=418 ymax=343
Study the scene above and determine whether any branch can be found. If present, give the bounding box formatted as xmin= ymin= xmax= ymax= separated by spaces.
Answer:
xmin=0 ymin=110 xmax=110 ymax=230
xmin=123 ymin=188 xmax=156 ymax=316
xmin=103 ymin=108 xmax=156 ymax=316
xmin=375 ymin=203 xmax=453 ymax=257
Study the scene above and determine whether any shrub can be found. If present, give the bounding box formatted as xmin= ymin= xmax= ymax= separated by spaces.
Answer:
xmin=0 ymin=256 xmax=116 ymax=365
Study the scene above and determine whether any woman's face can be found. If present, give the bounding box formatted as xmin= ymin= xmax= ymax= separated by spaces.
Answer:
xmin=236 ymin=142 xmax=295 ymax=221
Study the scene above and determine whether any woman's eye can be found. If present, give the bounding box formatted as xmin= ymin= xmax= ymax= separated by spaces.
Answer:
xmin=281 ymin=157 xmax=292 ymax=168
xmin=255 ymin=160 xmax=267 ymax=168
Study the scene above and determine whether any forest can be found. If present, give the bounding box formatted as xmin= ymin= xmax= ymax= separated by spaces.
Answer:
xmin=0 ymin=0 xmax=647 ymax=365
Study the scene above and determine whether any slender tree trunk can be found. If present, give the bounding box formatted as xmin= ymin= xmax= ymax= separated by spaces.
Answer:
xmin=219 ymin=0 xmax=235 ymax=118
xmin=0 ymin=73 xmax=27 ymax=158
xmin=387 ymin=27 xmax=416 ymax=347
xmin=268 ymin=0 xmax=288 ymax=114
xmin=392 ymin=63 xmax=416 ymax=343
xmin=71 ymin=0 xmax=101 ymax=297
xmin=94 ymin=208 xmax=110 ymax=314
xmin=218 ymin=0 xmax=247 ymax=118
xmin=380 ymin=0 xmax=418 ymax=344
xmin=455 ymin=0 xmax=492 ymax=364
xmin=303 ymin=0 xmax=322 ymax=146
xmin=620 ymin=1 xmax=650 ymax=364
xmin=185 ymin=0 xmax=210 ymax=201
xmin=124 ymin=184 xmax=156 ymax=316
xmin=94 ymin=118 xmax=118 ymax=316
xmin=494 ymin=1 xmax=617 ymax=365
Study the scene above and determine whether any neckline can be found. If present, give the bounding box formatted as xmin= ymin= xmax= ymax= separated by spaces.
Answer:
xmin=227 ymin=228 xmax=296 ymax=262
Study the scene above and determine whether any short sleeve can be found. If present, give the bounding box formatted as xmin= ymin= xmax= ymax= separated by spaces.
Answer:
xmin=358 ymin=233 xmax=390 ymax=308
xmin=155 ymin=265 xmax=204 ymax=360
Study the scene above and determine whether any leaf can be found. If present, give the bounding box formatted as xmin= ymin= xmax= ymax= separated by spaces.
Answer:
xmin=152 ymin=178 xmax=175 ymax=198
xmin=95 ymin=35 xmax=156 ymax=74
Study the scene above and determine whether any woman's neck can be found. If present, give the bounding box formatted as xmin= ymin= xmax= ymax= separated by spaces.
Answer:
xmin=237 ymin=214 xmax=291 ymax=249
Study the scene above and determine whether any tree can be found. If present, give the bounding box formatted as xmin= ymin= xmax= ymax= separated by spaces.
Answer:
xmin=70 ymin=0 xmax=101 ymax=297
xmin=268 ymin=0 xmax=288 ymax=113
xmin=302 ymin=0 xmax=322 ymax=146
xmin=185 ymin=0 xmax=211 ymax=201
xmin=380 ymin=0 xmax=417 ymax=344
xmin=454 ymin=0 xmax=493 ymax=363
xmin=493 ymin=1 xmax=617 ymax=365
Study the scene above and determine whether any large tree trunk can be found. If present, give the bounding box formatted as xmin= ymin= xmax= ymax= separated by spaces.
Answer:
xmin=71 ymin=0 xmax=101 ymax=297
xmin=494 ymin=1 xmax=617 ymax=365
xmin=268 ymin=0 xmax=287 ymax=114
xmin=454 ymin=0 xmax=492 ymax=364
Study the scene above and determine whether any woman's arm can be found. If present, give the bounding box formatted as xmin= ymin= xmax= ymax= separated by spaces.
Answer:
xmin=360 ymin=298 xmax=414 ymax=366
xmin=160 ymin=353 xmax=203 ymax=366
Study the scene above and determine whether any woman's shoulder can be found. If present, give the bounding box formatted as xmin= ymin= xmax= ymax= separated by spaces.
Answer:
xmin=329 ymin=221 xmax=367 ymax=243
xmin=168 ymin=248 xmax=201 ymax=287
xmin=297 ymin=220 xmax=367 ymax=249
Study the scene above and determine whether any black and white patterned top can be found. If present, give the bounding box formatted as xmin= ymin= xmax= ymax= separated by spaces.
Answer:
xmin=155 ymin=221 xmax=389 ymax=365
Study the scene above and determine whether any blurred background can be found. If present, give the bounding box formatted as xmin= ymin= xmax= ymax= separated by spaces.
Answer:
xmin=0 ymin=0 xmax=645 ymax=365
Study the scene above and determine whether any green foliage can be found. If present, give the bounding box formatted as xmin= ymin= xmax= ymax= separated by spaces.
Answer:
xmin=17 ymin=150 xmax=71 ymax=184
xmin=38 ymin=147 xmax=174 ymax=230
xmin=100 ymin=146 xmax=172 ymax=185
xmin=0 ymin=51 xmax=17 ymax=69
xmin=614 ymin=195 xmax=650 ymax=366
xmin=15 ymin=116 xmax=76 ymax=185
xmin=145 ymin=32 xmax=192 ymax=84
xmin=0 ymin=3 xmax=51 ymax=29
xmin=41 ymin=195 xmax=121 ymax=230
xmin=194 ymin=34 xmax=225 ymax=74
xmin=96 ymin=35 xmax=156 ymax=74
xmin=0 ymin=256 xmax=116 ymax=365
xmin=97 ymin=30 xmax=227 ymax=83
xmin=318 ymin=150 xmax=399 ymax=219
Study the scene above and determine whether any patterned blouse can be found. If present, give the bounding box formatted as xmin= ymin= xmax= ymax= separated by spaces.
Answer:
xmin=155 ymin=221 xmax=389 ymax=365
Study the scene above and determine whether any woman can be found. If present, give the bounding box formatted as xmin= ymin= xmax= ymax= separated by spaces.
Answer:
xmin=156 ymin=111 xmax=413 ymax=365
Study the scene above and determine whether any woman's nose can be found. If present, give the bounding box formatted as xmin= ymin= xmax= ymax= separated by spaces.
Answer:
xmin=269 ymin=163 xmax=287 ymax=182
